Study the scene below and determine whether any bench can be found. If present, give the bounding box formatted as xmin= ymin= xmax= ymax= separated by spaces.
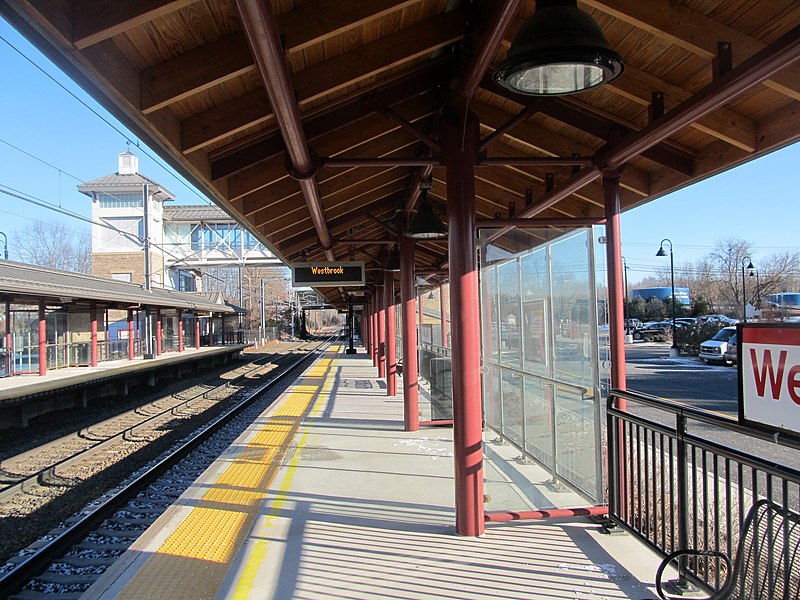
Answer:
xmin=655 ymin=498 xmax=800 ymax=599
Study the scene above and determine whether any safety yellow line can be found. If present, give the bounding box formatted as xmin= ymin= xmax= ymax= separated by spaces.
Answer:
xmin=231 ymin=354 xmax=338 ymax=599
xmin=115 ymin=348 xmax=340 ymax=600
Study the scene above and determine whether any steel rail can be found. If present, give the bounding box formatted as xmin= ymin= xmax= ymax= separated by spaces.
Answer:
xmin=0 ymin=335 xmax=336 ymax=597
xmin=0 ymin=347 xmax=295 ymax=503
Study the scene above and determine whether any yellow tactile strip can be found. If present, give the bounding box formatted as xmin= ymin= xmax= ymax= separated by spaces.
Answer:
xmin=114 ymin=350 xmax=339 ymax=600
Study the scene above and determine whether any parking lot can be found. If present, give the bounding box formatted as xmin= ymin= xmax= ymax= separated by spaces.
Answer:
xmin=625 ymin=342 xmax=738 ymax=415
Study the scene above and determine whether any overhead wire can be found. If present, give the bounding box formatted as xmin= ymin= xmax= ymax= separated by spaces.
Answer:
xmin=0 ymin=32 xmax=213 ymax=206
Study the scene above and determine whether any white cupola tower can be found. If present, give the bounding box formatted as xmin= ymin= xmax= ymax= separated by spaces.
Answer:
xmin=118 ymin=151 xmax=139 ymax=175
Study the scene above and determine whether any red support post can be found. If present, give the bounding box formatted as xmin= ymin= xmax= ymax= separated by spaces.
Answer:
xmin=440 ymin=283 xmax=449 ymax=348
xmin=38 ymin=300 xmax=46 ymax=376
xmin=384 ymin=272 xmax=397 ymax=395
xmin=5 ymin=303 xmax=11 ymax=375
xmin=195 ymin=317 xmax=201 ymax=349
xmin=178 ymin=309 xmax=184 ymax=352
xmin=604 ymin=174 xmax=627 ymax=397
xmin=377 ymin=286 xmax=386 ymax=378
xmin=156 ymin=308 xmax=162 ymax=356
xmin=445 ymin=109 xmax=484 ymax=536
xmin=90 ymin=301 xmax=98 ymax=367
xmin=400 ymin=233 xmax=419 ymax=430
xmin=127 ymin=309 xmax=134 ymax=360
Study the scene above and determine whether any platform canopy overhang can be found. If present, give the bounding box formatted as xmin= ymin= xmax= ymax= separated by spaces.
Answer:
xmin=3 ymin=0 xmax=800 ymax=304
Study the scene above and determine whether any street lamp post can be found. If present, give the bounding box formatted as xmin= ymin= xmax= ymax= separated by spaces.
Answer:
xmin=622 ymin=256 xmax=633 ymax=343
xmin=750 ymin=268 xmax=760 ymax=317
xmin=0 ymin=231 xmax=8 ymax=260
xmin=656 ymin=239 xmax=678 ymax=357
xmin=741 ymin=256 xmax=755 ymax=322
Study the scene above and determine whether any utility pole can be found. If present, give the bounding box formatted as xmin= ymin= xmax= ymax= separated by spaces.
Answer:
xmin=260 ymin=278 xmax=265 ymax=346
xmin=143 ymin=183 xmax=154 ymax=359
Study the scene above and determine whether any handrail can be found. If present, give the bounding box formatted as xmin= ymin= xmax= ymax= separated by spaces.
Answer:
xmin=485 ymin=358 xmax=590 ymax=398
xmin=607 ymin=387 xmax=800 ymax=594
xmin=609 ymin=388 xmax=800 ymax=452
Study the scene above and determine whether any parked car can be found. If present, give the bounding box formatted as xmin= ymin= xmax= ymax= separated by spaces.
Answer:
xmin=698 ymin=314 xmax=738 ymax=325
xmin=699 ymin=326 xmax=737 ymax=364
xmin=723 ymin=332 xmax=738 ymax=365
xmin=632 ymin=322 xmax=672 ymax=341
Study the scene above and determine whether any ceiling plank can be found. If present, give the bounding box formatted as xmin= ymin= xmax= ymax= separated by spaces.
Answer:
xmin=585 ymin=0 xmax=800 ymax=101
xmin=291 ymin=9 xmax=464 ymax=105
xmin=73 ymin=0 xmax=194 ymax=49
xmin=141 ymin=34 xmax=256 ymax=114
xmin=280 ymin=0 xmax=421 ymax=55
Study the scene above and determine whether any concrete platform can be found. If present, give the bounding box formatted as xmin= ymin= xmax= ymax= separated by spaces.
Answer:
xmin=83 ymin=343 xmax=664 ymax=600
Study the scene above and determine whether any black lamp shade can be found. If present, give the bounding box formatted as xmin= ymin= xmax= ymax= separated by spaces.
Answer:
xmin=494 ymin=0 xmax=623 ymax=96
xmin=385 ymin=247 xmax=401 ymax=271
xmin=406 ymin=194 xmax=447 ymax=239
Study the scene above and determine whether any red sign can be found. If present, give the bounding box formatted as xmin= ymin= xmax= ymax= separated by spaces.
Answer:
xmin=740 ymin=323 xmax=800 ymax=435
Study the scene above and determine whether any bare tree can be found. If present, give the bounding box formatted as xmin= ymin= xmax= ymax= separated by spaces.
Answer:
xmin=11 ymin=221 xmax=91 ymax=272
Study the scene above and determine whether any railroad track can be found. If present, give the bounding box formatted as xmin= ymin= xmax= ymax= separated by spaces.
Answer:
xmin=0 ymin=335 xmax=337 ymax=598
xmin=0 ymin=342 xmax=310 ymax=503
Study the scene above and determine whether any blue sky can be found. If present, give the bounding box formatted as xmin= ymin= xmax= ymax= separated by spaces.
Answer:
xmin=0 ymin=18 xmax=798 ymax=284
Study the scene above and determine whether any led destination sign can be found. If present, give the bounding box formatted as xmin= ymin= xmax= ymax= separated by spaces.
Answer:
xmin=291 ymin=261 xmax=365 ymax=287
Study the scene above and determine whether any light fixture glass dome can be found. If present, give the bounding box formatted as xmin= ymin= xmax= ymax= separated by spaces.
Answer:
xmin=494 ymin=0 xmax=623 ymax=96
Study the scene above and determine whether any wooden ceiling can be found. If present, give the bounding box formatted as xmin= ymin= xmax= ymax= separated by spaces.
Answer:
xmin=3 ymin=0 xmax=800 ymax=304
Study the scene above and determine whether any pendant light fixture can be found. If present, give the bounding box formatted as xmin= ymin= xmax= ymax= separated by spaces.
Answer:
xmin=405 ymin=187 xmax=447 ymax=239
xmin=494 ymin=0 xmax=623 ymax=96
xmin=385 ymin=246 xmax=401 ymax=271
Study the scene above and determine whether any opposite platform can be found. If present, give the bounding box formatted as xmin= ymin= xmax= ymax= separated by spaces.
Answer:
xmin=83 ymin=342 xmax=664 ymax=600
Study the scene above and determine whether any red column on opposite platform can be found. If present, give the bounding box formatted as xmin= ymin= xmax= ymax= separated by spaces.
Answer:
xmin=156 ymin=308 xmax=162 ymax=356
xmin=400 ymin=233 xmax=419 ymax=430
xmin=445 ymin=109 xmax=484 ymax=536
xmin=384 ymin=271 xmax=397 ymax=396
xmin=90 ymin=301 xmax=98 ymax=367
xmin=127 ymin=310 xmax=134 ymax=360
xmin=178 ymin=310 xmax=184 ymax=352
xmin=195 ymin=317 xmax=201 ymax=349
xmin=38 ymin=300 xmax=46 ymax=376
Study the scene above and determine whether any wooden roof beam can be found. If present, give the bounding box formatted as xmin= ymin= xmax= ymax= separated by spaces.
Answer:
xmin=482 ymin=76 xmax=695 ymax=175
xmin=73 ymin=0 xmax=194 ymax=49
xmin=525 ymin=20 xmax=800 ymax=217
xmin=236 ymin=0 xmax=334 ymax=260
xmin=606 ymin=65 xmax=757 ymax=152
xmin=200 ymin=58 xmax=449 ymax=166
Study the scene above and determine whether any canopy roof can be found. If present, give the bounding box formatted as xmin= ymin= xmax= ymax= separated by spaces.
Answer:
xmin=3 ymin=1 xmax=799 ymax=304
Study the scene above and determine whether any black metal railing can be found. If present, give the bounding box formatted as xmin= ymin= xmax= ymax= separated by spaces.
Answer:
xmin=607 ymin=389 xmax=800 ymax=593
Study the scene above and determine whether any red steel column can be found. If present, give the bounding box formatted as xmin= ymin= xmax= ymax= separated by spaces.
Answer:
xmin=377 ymin=286 xmax=386 ymax=378
xmin=384 ymin=272 xmax=397 ymax=395
xmin=5 ymin=303 xmax=11 ymax=374
xmin=370 ymin=299 xmax=377 ymax=366
xmin=38 ymin=300 xmax=46 ymax=376
xmin=178 ymin=309 xmax=184 ymax=352
xmin=400 ymin=233 xmax=419 ymax=430
xmin=604 ymin=174 xmax=627 ymax=398
xmin=90 ymin=301 xmax=98 ymax=367
xmin=445 ymin=109 xmax=484 ymax=536
xmin=440 ymin=283 xmax=449 ymax=348
xmin=127 ymin=310 xmax=134 ymax=360
xmin=195 ymin=317 xmax=201 ymax=349
xmin=156 ymin=308 xmax=162 ymax=356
